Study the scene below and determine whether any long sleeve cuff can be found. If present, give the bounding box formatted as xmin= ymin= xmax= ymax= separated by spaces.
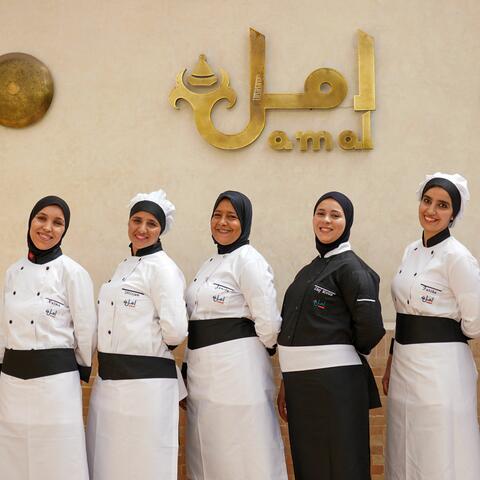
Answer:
xmin=266 ymin=345 xmax=277 ymax=357
xmin=77 ymin=364 xmax=92 ymax=383
xmin=389 ymin=338 xmax=395 ymax=355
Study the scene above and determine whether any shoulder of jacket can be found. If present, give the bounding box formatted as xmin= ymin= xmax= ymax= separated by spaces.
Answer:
xmin=60 ymin=255 xmax=90 ymax=278
xmin=443 ymin=237 xmax=475 ymax=261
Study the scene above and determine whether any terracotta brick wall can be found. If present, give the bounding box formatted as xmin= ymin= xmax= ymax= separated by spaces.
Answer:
xmin=82 ymin=333 xmax=480 ymax=480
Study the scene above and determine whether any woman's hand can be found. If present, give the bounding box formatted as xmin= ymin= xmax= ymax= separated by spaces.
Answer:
xmin=277 ymin=380 xmax=288 ymax=422
xmin=382 ymin=354 xmax=393 ymax=395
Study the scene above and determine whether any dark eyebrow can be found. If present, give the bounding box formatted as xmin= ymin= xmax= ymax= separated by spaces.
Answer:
xmin=316 ymin=208 xmax=343 ymax=214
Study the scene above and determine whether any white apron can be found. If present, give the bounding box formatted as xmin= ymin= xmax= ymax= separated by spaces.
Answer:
xmin=86 ymin=250 xmax=188 ymax=480
xmin=186 ymin=337 xmax=287 ymax=480
xmin=386 ymin=341 xmax=480 ymax=480
xmin=87 ymin=375 xmax=179 ymax=480
xmin=185 ymin=245 xmax=287 ymax=480
xmin=0 ymin=370 xmax=88 ymax=480
xmin=386 ymin=236 xmax=480 ymax=479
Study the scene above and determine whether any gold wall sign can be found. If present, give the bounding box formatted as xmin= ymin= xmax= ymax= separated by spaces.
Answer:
xmin=0 ymin=52 xmax=54 ymax=128
xmin=169 ymin=28 xmax=375 ymax=151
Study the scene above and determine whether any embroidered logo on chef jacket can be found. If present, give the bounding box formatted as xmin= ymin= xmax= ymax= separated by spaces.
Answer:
xmin=45 ymin=308 xmax=57 ymax=318
xmin=420 ymin=283 xmax=441 ymax=304
xmin=123 ymin=299 xmax=137 ymax=308
xmin=212 ymin=282 xmax=234 ymax=304
xmin=313 ymin=299 xmax=327 ymax=310
xmin=213 ymin=294 xmax=225 ymax=304
xmin=313 ymin=284 xmax=336 ymax=297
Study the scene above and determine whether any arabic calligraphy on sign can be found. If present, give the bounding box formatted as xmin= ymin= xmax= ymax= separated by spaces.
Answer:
xmin=169 ymin=29 xmax=375 ymax=151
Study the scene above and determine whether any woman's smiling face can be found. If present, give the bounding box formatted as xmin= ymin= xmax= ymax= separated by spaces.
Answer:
xmin=418 ymin=186 xmax=453 ymax=240
xmin=312 ymin=198 xmax=346 ymax=244
xmin=128 ymin=211 xmax=161 ymax=254
xmin=29 ymin=205 xmax=66 ymax=250
xmin=211 ymin=199 xmax=242 ymax=246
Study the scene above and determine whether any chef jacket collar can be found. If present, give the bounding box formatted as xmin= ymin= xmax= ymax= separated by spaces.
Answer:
xmin=323 ymin=241 xmax=352 ymax=259
xmin=422 ymin=228 xmax=450 ymax=248
xmin=314 ymin=191 xmax=354 ymax=258
xmin=27 ymin=196 xmax=70 ymax=265
xmin=212 ymin=191 xmax=252 ymax=255
xmin=129 ymin=240 xmax=163 ymax=257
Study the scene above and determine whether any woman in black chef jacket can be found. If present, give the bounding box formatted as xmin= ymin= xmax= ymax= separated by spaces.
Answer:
xmin=277 ymin=191 xmax=385 ymax=480
xmin=0 ymin=195 xmax=97 ymax=480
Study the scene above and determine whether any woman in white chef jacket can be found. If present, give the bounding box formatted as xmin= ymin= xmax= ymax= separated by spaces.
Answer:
xmin=0 ymin=195 xmax=97 ymax=480
xmin=383 ymin=173 xmax=480 ymax=480
xmin=184 ymin=190 xmax=287 ymax=480
xmin=86 ymin=189 xmax=188 ymax=480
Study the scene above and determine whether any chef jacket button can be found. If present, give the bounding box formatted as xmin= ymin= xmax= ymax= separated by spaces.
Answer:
xmin=46 ymin=266 xmax=50 ymax=270
xmin=194 ymin=278 xmax=197 ymax=282
xmin=9 ymin=320 xmax=12 ymax=324
xmin=138 ymin=258 xmax=142 ymax=262
xmin=97 ymin=300 xmax=100 ymax=304
xmin=108 ymin=279 xmax=111 ymax=283
xmin=37 ymin=292 xmax=40 ymax=296
xmin=20 ymin=266 xmax=24 ymax=270
xmin=399 ymin=270 xmax=402 ymax=274
xmin=111 ymin=301 xmax=114 ymax=306
xmin=407 ymin=300 xmax=410 ymax=304
xmin=431 ymin=250 xmax=434 ymax=255
xmin=414 ymin=273 xmax=417 ymax=276
xmin=30 ymin=320 xmax=34 ymax=325
xmin=122 ymin=277 xmax=126 ymax=281
xmin=108 ymin=330 xmax=111 ymax=335
xmin=13 ymin=291 xmax=16 ymax=295
xmin=414 ymin=248 xmax=418 ymax=251
xmin=209 ymin=258 xmax=213 ymax=262
xmin=124 ymin=258 xmax=127 ymax=262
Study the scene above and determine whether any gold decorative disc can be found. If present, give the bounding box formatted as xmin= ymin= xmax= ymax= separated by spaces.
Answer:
xmin=0 ymin=52 xmax=54 ymax=128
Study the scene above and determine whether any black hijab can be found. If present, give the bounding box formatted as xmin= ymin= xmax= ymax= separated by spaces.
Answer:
xmin=212 ymin=191 xmax=252 ymax=254
xmin=129 ymin=200 xmax=165 ymax=256
xmin=27 ymin=196 xmax=70 ymax=264
xmin=313 ymin=191 xmax=354 ymax=258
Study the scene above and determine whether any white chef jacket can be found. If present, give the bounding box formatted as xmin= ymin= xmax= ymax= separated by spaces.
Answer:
xmin=386 ymin=235 xmax=480 ymax=480
xmin=0 ymin=255 xmax=97 ymax=368
xmin=185 ymin=244 xmax=287 ymax=480
xmin=187 ymin=244 xmax=281 ymax=347
xmin=97 ymin=250 xmax=188 ymax=356
xmin=392 ymin=236 xmax=480 ymax=337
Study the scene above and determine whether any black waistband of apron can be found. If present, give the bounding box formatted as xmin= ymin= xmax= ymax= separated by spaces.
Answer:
xmin=395 ymin=313 xmax=469 ymax=345
xmin=2 ymin=348 xmax=80 ymax=380
xmin=188 ymin=317 xmax=257 ymax=350
xmin=98 ymin=352 xmax=177 ymax=380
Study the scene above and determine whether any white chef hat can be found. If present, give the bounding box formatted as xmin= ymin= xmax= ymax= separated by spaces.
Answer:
xmin=417 ymin=172 xmax=469 ymax=227
xmin=128 ymin=189 xmax=175 ymax=234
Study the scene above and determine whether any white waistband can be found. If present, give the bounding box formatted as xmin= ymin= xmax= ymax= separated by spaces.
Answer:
xmin=278 ymin=344 xmax=361 ymax=372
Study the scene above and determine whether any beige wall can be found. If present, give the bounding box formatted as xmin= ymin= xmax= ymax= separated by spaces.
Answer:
xmin=1 ymin=0 xmax=480 ymax=327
